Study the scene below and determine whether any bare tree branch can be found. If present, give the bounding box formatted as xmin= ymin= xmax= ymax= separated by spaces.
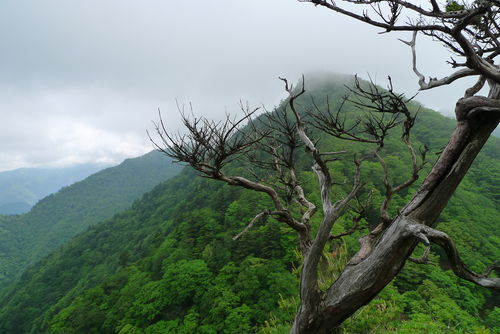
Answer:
xmin=286 ymin=1 xmax=500 ymax=332
xmin=280 ymin=76 xmax=334 ymax=213
xmin=298 ymin=0 xmax=450 ymax=33
xmin=465 ymin=75 xmax=487 ymax=97
xmin=330 ymin=192 xmax=372 ymax=239
xmin=406 ymin=223 xmax=500 ymax=290
xmin=400 ymin=31 xmax=478 ymax=90
xmin=409 ymin=246 xmax=431 ymax=264
xmin=291 ymin=168 xmax=317 ymax=227
xmin=233 ymin=210 xmax=271 ymax=240
xmin=300 ymin=0 xmax=500 ymax=91
xmin=152 ymin=50 xmax=499 ymax=332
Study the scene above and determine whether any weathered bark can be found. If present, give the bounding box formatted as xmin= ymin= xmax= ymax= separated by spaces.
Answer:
xmin=154 ymin=1 xmax=499 ymax=332
xmin=291 ymin=87 xmax=500 ymax=333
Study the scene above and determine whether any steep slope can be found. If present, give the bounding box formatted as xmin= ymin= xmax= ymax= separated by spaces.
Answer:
xmin=0 ymin=164 xmax=107 ymax=215
xmin=0 ymin=150 xmax=181 ymax=291
xmin=0 ymin=74 xmax=497 ymax=333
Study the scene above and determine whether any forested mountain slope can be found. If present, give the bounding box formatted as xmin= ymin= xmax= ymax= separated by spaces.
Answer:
xmin=0 ymin=74 xmax=497 ymax=333
xmin=0 ymin=164 xmax=107 ymax=215
xmin=0 ymin=150 xmax=181 ymax=291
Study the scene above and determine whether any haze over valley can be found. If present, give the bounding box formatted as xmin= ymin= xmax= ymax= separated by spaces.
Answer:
xmin=0 ymin=1 xmax=498 ymax=333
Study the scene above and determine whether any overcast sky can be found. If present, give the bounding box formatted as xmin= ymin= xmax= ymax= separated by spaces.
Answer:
xmin=0 ymin=0 xmax=475 ymax=171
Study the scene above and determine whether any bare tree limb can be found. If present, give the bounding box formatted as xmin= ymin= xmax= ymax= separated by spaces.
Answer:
xmin=409 ymin=246 xmax=431 ymax=264
xmin=298 ymin=0 xmax=450 ymax=33
xmin=300 ymin=0 xmax=500 ymax=91
xmin=233 ymin=210 xmax=271 ymax=240
xmin=483 ymin=261 xmax=500 ymax=277
xmin=400 ymin=31 xmax=478 ymax=90
xmin=465 ymin=75 xmax=487 ymax=97
xmin=291 ymin=168 xmax=317 ymax=227
xmin=280 ymin=76 xmax=334 ymax=213
xmin=286 ymin=1 xmax=500 ymax=332
xmin=406 ymin=223 xmax=500 ymax=290
xmin=329 ymin=192 xmax=372 ymax=240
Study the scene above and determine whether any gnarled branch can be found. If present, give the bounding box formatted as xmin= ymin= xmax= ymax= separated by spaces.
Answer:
xmin=409 ymin=246 xmax=431 ymax=264
xmin=406 ymin=223 xmax=500 ymax=290
xmin=400 ymin=31 xmax=478 ymax=90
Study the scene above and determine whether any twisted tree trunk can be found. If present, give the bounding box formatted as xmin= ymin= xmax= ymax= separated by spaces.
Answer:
xmin=291 ymin=87 xmax=500 ymax=333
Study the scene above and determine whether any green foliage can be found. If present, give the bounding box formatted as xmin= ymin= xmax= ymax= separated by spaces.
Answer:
xmin=446 ymin=1 xmax=466 ymax=12
xmin=0 ymin=73 xmax=498 ymax=333
xmin=0 ymin=151 xmax=181 ymax=291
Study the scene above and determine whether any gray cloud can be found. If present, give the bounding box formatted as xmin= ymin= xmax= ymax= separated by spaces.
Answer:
xmin=0 ymin=0 xmax=473 ymax=171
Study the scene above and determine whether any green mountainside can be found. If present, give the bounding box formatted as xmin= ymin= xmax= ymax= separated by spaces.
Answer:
xmin=0 ymin=164 xmax=107 ymax=215
xmin=0 ymin=74 xmax=498 ymax=333
xmin=0 ymin=150 xmax=181 ymax=291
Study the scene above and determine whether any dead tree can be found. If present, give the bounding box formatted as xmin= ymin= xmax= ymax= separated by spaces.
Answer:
xmin=289 ymin=1 xmax=500 ymax=333
xmin=152 ymin=1 xmax=500 ymax=332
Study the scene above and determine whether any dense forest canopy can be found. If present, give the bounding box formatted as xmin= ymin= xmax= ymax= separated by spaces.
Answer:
xmin=0 ymin=73 xmax=498 ymax=333
xmin=155 ymin=0 xmax=500 ymax=331
xmin=0 ymin=164 xmax=106 ymax=215
xmin=0 ymin=151 xmax=181 ymax=292
xmin=1 ymin=0 xmax=498 ymax=331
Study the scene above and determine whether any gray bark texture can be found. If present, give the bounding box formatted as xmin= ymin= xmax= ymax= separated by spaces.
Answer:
xmin=288 ymin=1 xmax=500 ymax=332
xmin=152 ymin=2 xmax=500 ymax=332
xmin=290 ymin=84 xmax=500 ymax=334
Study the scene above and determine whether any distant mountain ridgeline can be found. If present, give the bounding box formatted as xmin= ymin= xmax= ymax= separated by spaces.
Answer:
xmin=0 ymin=150 xmax=182 ymax=291
xmin=0 ymin=73 xmax=498 ymax=333
xmin=0 ymin=164 xmax=108 ymax=215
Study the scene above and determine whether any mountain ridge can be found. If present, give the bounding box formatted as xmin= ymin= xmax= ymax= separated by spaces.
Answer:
xmin=0 ymin=163 xmax=109 ymax=215
xmin=0 ymin=150 xmax=182 ymax=291
xmin=0 ymin=73 xmax=498 ymax=333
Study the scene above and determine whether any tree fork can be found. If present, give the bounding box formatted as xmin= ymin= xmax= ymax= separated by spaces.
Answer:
xmin=291 ymin=91 xmax=500 ymax=334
